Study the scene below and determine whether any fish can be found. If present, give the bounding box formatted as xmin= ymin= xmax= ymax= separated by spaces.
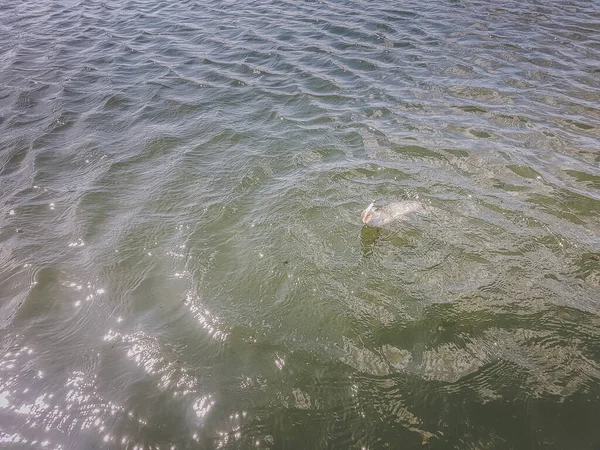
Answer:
xmin=360 ymin=200 xmax=421 ymax=227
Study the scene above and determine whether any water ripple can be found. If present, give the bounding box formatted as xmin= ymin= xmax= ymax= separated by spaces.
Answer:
xmin=1 ymin=0 xmax=600 ymax=448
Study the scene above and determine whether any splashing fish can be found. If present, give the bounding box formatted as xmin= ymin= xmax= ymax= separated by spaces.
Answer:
xmin=360 ymin=200 xmax=421 ymax=227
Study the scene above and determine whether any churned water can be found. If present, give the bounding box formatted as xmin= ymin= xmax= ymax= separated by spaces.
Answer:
xmin=1 ymin=0 xmax=600 ymax=448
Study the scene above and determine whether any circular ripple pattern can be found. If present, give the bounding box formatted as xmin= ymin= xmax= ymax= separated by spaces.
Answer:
xmin=1 ymin=0 xmax=600 ymax=449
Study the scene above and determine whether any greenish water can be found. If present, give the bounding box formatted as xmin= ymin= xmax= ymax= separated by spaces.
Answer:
xmin=1 ymin=0 xmax=600 ymax=448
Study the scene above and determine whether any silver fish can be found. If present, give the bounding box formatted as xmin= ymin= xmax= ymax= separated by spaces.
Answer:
xmin=360 ymin=200 xmax=421 ymax=227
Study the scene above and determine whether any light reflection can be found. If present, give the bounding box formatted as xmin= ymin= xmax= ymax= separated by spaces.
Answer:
xmin=183 ymin=291 xmax=228 ymax=341
xmin=0 ymin=432 xmax=21 ymax=445
xmin=65 ymin=371 xmax=91 ymax=406
xmin=215 ymin=409 xmax=249 ymax=448
xmin=172 ymin=271 xmax=189 ymax=278
xmin=16 ymin=393 xmax=50 ymax=416
xmin=66 ymin=279 xmax=106 ymax=307
xmin=0 ymin=340 xmax=126 ymax=450
xmin=275 ymin=355 xmax=285 ymax=370
xmin=240 ymin=376 xmax=252 ymax=389
xmin=0 ymin=391 xmax=10 ymax=408
xmin=103 ymin=329 xmax=204 ymax=405
xmin=2 ymin=316 xmax=223 ymax=449
xmin=193 ymin=395 xmax=215 ymax=419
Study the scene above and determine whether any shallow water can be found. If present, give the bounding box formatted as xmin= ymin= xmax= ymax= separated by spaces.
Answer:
xmin=1 ymin=0 xmax=600 ymax=448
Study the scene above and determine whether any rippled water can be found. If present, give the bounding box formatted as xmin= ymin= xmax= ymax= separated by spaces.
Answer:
xmin=1 ymin=0 xmax=600 ymax=448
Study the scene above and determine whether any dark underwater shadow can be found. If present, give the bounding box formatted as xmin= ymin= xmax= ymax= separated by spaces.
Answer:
xmin=360 ymin=225 xmax=381 ymax=257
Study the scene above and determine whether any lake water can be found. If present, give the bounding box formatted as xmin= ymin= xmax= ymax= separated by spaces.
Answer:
xmin=1 ymin=0 xmax=600 ymax=448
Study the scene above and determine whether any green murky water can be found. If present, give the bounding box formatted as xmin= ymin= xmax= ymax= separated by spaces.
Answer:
xmin=1 ymin=0 xmax=600 ymax=448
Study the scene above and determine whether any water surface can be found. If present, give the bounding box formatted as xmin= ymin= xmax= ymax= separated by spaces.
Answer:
xmin=1 ymin=0 xmax=600 ymax=448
